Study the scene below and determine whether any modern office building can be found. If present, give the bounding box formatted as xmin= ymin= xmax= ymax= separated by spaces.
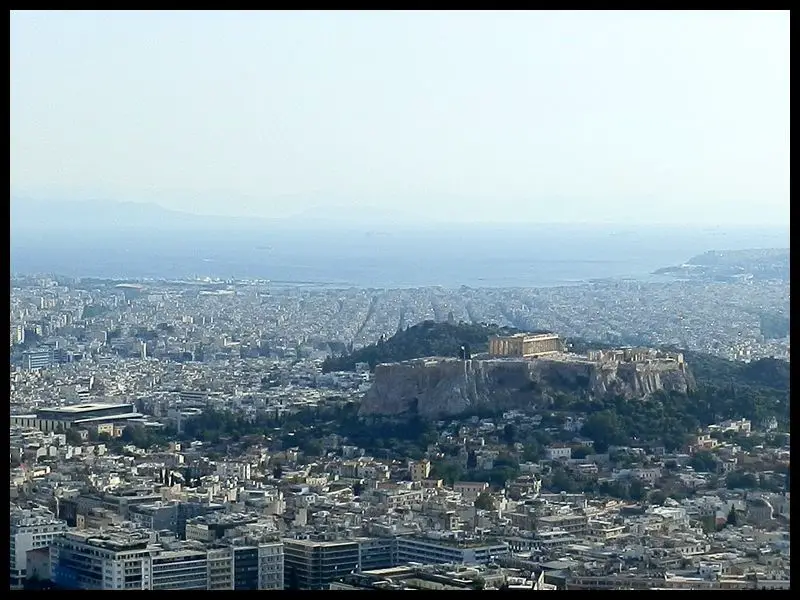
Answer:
xmin=283 ymin=539 xmax=362 ymax=590
xmin=10 ymin=507 xmax=67 ymax=589
xmin=231 ymin=541 xmax=284 ymax=590
xmin=51 ymin=529 xmax=153 ymax=590
xmin=10 ymin=402 xmax=144 ymax=433
xmin=150 ymin=547 xmax=209 ymax=590
xmin=206 ymin=547 xmax=234 ymax=590
xmin=358 ymin=537 xmax=397 ymax=572
xmin=23 ymin=348 xmax=55 ymax=370
xmin=128 ymin=503 xmax=180 ymax=537
xmin=395 ymin=534 xmax=509 ymax=566
xmin=51 ymin=526 xmax=284 ymax=590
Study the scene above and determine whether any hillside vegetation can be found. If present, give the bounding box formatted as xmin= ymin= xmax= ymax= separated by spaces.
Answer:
xmin=322 ymin=322 xmax=789 ymax=451
xmin=321 ymin=321 xmax=521 ymax=373
xmin=681 ymin=350 xmax=789 ymax=392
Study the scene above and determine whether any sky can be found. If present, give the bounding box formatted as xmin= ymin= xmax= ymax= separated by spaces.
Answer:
xmin=10 ymin=10 xmax=790 ymax=226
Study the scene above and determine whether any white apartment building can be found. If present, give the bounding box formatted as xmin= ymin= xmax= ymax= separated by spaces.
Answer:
xmin=395 ymin=535 xmax=509 ymax=566
xmin=51 ymin=527 xmax=284 ymax=590
xmin=10 ymin=507 xmax=67 ymax=589
xmin=453 ymin=482 xmax=489 ymax=502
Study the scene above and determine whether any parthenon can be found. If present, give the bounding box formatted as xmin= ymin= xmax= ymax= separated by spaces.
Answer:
xmin=488 ymin=333 xmax=564 ymax=358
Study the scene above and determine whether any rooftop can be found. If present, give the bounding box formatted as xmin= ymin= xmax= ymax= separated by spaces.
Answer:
xmin=42 ymin=403 xmax=134 ymax=414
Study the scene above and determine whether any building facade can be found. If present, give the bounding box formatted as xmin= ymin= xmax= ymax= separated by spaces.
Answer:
xmin=396 ymin=535 xmax=509 ymax=566
xmin=51 ymin=528 xmax=284 ymax=590
xmin=10 ymin=507 xmax=67 ymax=589
xmin=283 ymin=539 xmax=362 ymax=590
xmin=488 ymin=333 xmax=563 ymax=358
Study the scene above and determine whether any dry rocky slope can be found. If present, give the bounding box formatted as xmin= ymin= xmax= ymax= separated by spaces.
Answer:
xmin=359 ymin=356 xmax=695 ymax=419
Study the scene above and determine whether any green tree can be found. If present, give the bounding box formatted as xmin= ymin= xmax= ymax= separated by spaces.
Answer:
xmin=474 ymin=491 xmax=495 ymax=510
xmin=432 ymin=461 xmax=463 ymax=486
xmin=571 ymin=445 xmax=592 ymax=460
xmin=726 ymin=471 xmax=758 ymax=490
xmin=302 ymin=439 xmax=324 ymax=457
xmin=690 ymin=451 xmax=717 ymax=473
xmin=700 ymin=515 xmax=717 ymax=534
xmin=649 ymin=490 xmax=668 ymax=506
xmin=581 ymin=410 xmax=624 ymax=453
xmin=503 ymin=424 xmax=518 ymax=445
xmin=549 ymin=467 xmax=578 ymax=493
xmin=726 ymin=505 xmax=738 ymax=527
xmin=522 ymin=444 xmax=541 ymax=462
xmin=65 ymin=428 xmax=83 ymax=445
xmin=629 ymin=478 xmax=646 ymax=502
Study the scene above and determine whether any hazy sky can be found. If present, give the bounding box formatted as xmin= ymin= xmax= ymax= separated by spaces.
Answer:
xmin=11 ymin=10 xmax=790 ymax=226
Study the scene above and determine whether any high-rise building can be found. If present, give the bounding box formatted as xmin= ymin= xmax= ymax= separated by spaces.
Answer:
xmin=10 ymin=507 xmax=67 ymax=589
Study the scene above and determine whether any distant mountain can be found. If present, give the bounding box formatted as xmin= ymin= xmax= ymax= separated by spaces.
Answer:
xmin=10 ymin=194 xmax=420 ymax=236
xmin=10 ymin=196 xmax=275 ymax=234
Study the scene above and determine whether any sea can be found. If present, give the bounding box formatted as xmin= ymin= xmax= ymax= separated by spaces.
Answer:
xmin=10 ymin=224 xmax=789 ymax=289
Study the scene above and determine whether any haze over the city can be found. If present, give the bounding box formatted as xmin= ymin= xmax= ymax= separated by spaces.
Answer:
xmin=11 ymin=10 xmax=789 ymax=227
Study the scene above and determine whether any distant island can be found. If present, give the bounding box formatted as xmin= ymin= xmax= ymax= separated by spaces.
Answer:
xmin=653 ymin=248 xmax=788 ymax=282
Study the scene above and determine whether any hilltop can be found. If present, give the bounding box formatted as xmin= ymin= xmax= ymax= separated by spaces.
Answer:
xmin=325 ymin=321 xmax=789 ymax=394
xmin=334 ymin=321 xmax=788 ymax=432
xmin=321 ymin=321 xmax=523 ymax=373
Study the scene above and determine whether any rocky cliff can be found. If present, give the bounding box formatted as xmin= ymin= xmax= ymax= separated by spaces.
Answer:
xmin=359 ymin=356 xmax=695 ymax=419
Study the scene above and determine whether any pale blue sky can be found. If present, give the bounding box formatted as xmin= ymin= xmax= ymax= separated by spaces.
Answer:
xmin=10 ymin=10 xmax=790 ymax=226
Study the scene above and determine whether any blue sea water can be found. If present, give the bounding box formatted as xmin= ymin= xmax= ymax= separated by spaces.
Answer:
xmin=10 ymin=225 xmax=789 ymax=288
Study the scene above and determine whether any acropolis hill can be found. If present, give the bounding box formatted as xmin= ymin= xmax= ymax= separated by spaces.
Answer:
xmin=359 ymin=334 xmax=695 ymax=419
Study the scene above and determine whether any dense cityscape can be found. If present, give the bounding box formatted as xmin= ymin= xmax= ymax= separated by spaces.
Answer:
xmin=10 ymin=274 xmax=790 ymax=590
xmin=10 ymin=8 xmax=789 ymax=593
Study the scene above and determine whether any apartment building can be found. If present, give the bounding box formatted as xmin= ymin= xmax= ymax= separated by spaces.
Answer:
xmin=283 ymin=538 xmax=362 ymax=590
xmin=537 ymin=514 xmax=589 ymax=536
xmin=453 ymin=482 xmax=489 ymax=502
xmin=51 ymin=527 xmax=284 ymax=590
xmin=10 ymin=507 xmax=67 ymax=589
xmin=51 ymin=529 xmax=153 ymax=590
xmin=231 ymin=541 xmax=284 ymax=590
xmin=395 ymin=535 xmax=509 ymax=566
xmin=150 ymin=548 xmax=208 ymax=590
xmin=409 ymin=459 xmax=432 ymax=482
xmin=374 ymin=488 xmax=424 ymax=510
